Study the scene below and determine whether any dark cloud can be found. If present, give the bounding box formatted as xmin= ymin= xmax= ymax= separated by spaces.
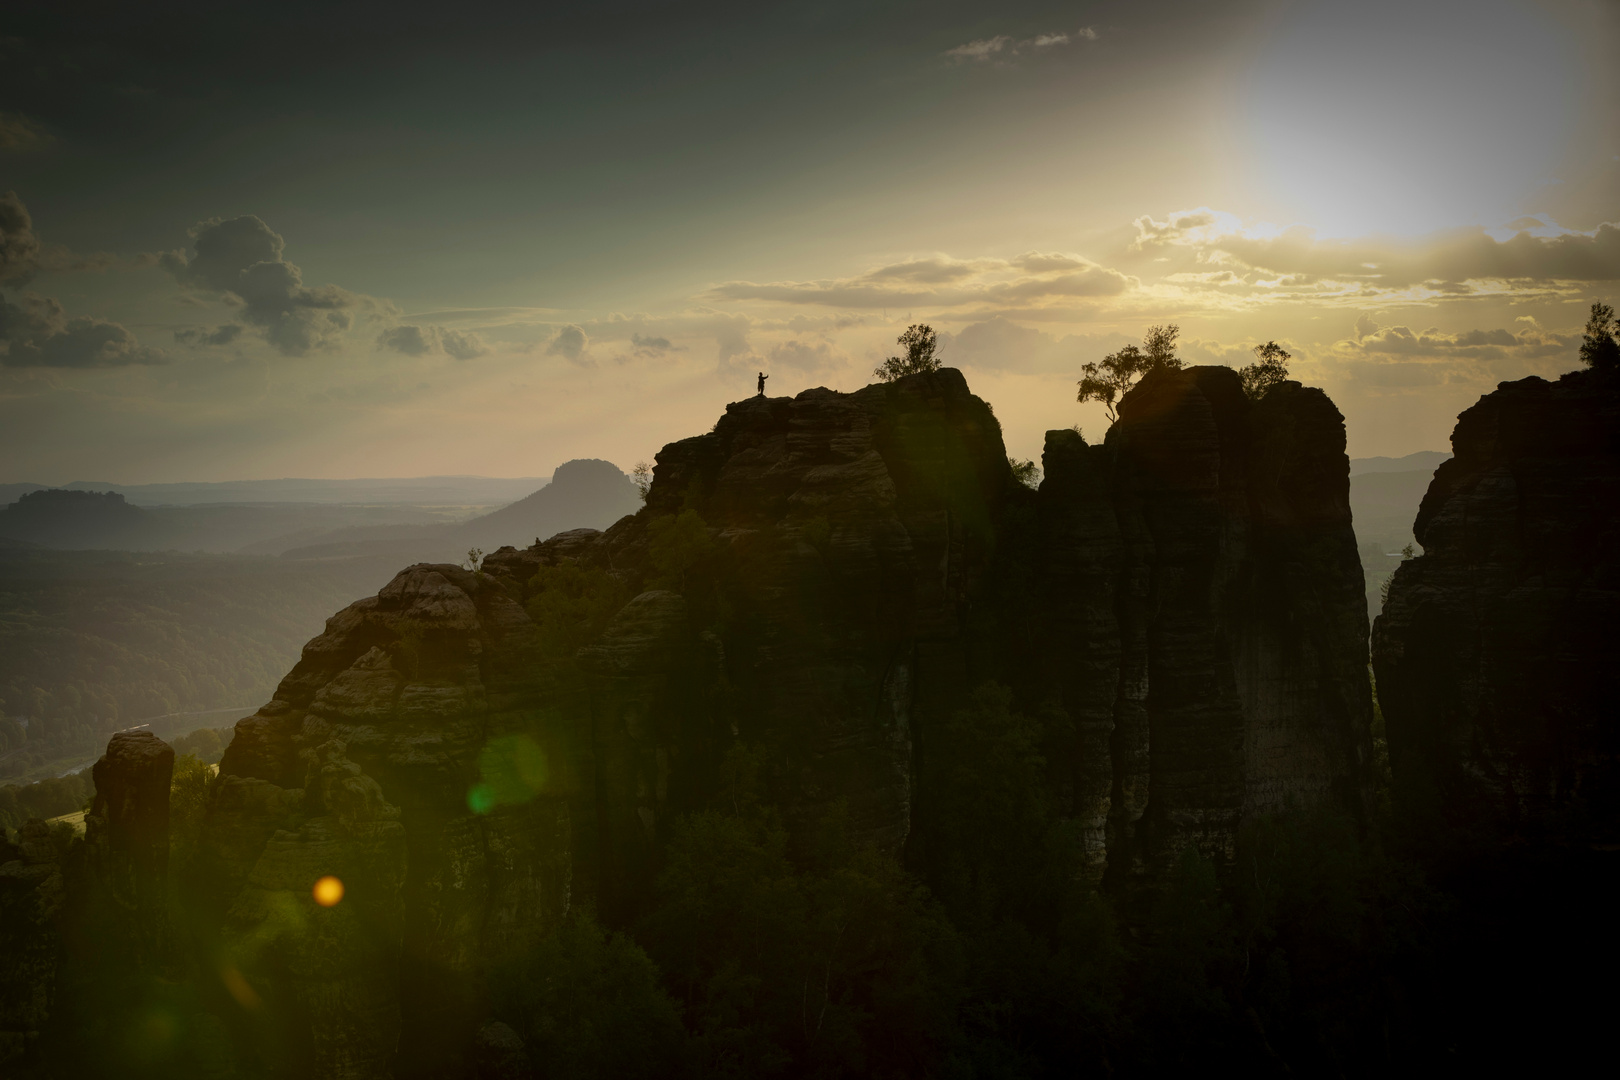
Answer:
xmin=377 ymin=324 xmax=434 ymax=356
xmin=1339 ymin=316 xmax=1574 ymax=362
xmin=1133 ymin=211 xmax=1620 ymax=294
xmin=162 ymin=215 xmax=355 ymax=356
xmin=707 ymin=252 xmax=1133 ymax=310
xmin=174 ymin=323 xmax=244 ymax=347
xmin=439 ymin=328 xmax=488 ymax=360
xmin=376 ymin=323 xmax=491 ymax=360
xmin=0 ymin=292 xmax=163 ymax=368
xmin=632 ymin=333 xmax=673 ymax=351
xmin=0 ymin=191 xmax=42 ymax=286
xmin=545 ymin=324 xmax=588 ymax=361
xmin=0 ymin=113 xmax=50 ymax=152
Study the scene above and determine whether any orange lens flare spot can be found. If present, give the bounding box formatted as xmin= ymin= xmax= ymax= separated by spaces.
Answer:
xmin=312 ymin=875 xmax=345 ymax=906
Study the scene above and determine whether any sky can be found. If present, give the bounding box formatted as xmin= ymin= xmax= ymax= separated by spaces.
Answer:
xmin=1 ymin=0 xmax=1617 ymax=483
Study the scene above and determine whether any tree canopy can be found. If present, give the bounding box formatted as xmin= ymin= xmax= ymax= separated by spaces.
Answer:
xmin=1579 ymin=301 xmax=1619 ymax=371
xmin=1238 ymin=340 xmax=1291 ymax=401
xmin=1076 ymin=324 xmax=1181 ymax=423
xmin=874 ymin=324 xmax=942 ymax=382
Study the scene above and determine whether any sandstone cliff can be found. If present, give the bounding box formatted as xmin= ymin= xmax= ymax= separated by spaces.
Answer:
xmin=1038 ymin=368 xmax=1373 ymax=879
xmin=1372 ymin=368 xmax=1620 ymax=839
xmin=191 ymin=367 xmax=1373 ymax=1074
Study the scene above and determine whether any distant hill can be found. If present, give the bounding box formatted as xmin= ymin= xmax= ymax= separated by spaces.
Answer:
xmin=1349 ymin=450 xmax=1451 ymax=476
xmin=0 ymin=490 xmax=465 ymax=554
xmin=0 ymin=490 xmax=152 ymax=549
xmin=276 ymin=459 xmax=641 ymax=563
xmin=1347 ymin=451 xmax=1450 ymax=623
xmin=10 ymin=475 xmax=550 ymax=507
xmin=458 ymin=458 xmax=640 ymax=552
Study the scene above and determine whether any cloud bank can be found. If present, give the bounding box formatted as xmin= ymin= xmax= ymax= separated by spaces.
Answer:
xmin=377 ymin=323 xmax=490 ymax=360
xmin=162 ymin=215 xmax=357 ymax=356
xmin=1 ymin=293 xmax=163 ymax=368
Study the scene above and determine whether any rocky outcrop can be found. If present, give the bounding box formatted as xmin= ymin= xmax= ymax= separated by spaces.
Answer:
xmin=85 ymin=730 xmax=174 ymax=958
xmin=1372 ymin=369 xmax=1620 ymax=839
xmin=193 ymin=366 xmax=1374 ymax=1072
xmin=1038 ymin=368 xmax=1374 ymax=878
xmin=0 ymin=821 xmax=66 ymax=1071
xmin=200 ymin=564 xmax=571 ymax=1078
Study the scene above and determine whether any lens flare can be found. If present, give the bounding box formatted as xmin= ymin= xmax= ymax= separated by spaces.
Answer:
xmin=312 ymin=875 xmax=344 ymax=906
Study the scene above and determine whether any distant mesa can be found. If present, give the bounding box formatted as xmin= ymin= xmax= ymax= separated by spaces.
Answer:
xmin=0 ymin=489 xmax=151 ymax=550
xmin=455 ymin=458 xmax=640 ymax=553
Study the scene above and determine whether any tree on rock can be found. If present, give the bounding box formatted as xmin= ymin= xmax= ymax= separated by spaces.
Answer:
xmin=1238 ymin=340 xmax=1291 ymax=400
xmin=1076 ymin=323 xmax=1181 ymax=423
xmin=1579 ymin=301 xmax=1619 ymax=371
xmin=874 ymin=324 xmax=942 ymax=381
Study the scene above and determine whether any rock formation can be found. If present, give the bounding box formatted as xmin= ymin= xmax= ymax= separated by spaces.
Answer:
xmin=200 ymin=565 xmax=571 ymax=1078
xmin=1372 ymin=368 xmax=1620 ymax=839
xmin=1038 ymin=368 xmax=1374 ymax=878
xmin=84 ymin=730 xmax=174 ymax=952
xmin=0 ymin=821 xmax=66 ymax=1071
xmin=192 ymin=366 xmax=1374 ymax=1072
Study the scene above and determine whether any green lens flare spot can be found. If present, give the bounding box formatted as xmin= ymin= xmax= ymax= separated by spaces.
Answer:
xmin=472 ymin=734 xmax=548 ymax=810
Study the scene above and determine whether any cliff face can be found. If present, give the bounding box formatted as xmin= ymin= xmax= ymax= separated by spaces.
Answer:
xmin=1039 ymin=368 xmax=1373 ymax=878
xmin=201 ymin=565 xmax=571 ymax=1079
xmin=193 ymin=367 xmax=1373 ymax=1072
xmin=1372 ymin=369 xmax=1620 ymax=838
xmin=0 ymin=821 xmax=65 ymax=1071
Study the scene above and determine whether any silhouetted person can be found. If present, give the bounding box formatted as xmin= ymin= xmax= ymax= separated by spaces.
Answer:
xmin=757 ymin=372 xmax=769 ymax=396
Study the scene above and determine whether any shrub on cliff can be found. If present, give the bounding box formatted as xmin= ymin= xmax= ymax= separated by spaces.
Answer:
xmin=873 ymin=323 xmax=942 ymax=382
xmin=1238 ymin=340 xmax=1291 ymax=400
xmin=1077 ymin=324 xmax=1181 ymax=422
xmin=1579 ymin=301 xmax=1619 ymax=371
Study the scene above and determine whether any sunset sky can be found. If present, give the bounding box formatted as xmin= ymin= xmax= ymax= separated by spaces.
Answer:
xmin=2 ymin=0 xmax=1617 ymax=483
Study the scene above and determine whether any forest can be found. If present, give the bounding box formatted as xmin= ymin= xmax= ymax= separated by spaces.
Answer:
xmin=0 ymin=549 xmax=397 ymax=781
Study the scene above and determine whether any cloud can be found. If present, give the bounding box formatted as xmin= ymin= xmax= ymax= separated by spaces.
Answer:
xmin=944 ymin=28 xmax=1097 ymax=63
xmin=545 ymin=324 xmax=588 ymax=361
xmin=174 ymin=323 xmax=244 ymax=347
xmin=1129 ymin=208 xmax=1620 ymax=303
xmin=162 ymin=215 xmax=356 ymax=356
xmin=439 ymin=328 xmax=488 ymax=360
xmin=767 ymin=338 xmax=847 ymax=375
xmin=706 ymin=251 xmax=1133 ymax=313
xmin=0 ymin=191 xmax=43 ymax=286
xmin=377 ymin=324 xmax=435 ymax=356
xmin=944 ymin=36 xmax=1013 ymax=61
xmin=376 ymin=323 xmax=491 ymax=360
xmin=0 ymin=293 xmax=163 ymax=368
xmin=1338 ymin=316 xmax=1573 ymax=361
xmin=632 ymin=333 xmax=673 ymax=351
xmin=0 ymin=113 xmax=50 ymax=152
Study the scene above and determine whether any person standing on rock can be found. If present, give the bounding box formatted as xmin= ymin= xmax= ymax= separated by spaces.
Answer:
xmin=757 ymin=371 xmax=769 ymax=396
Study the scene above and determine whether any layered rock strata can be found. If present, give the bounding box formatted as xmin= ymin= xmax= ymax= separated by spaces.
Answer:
xmin=1039 ymin=368 xmax=1373 ymax=877
xmin=1372 ymin=369 xmax=1620 ymax=839
xmin=0 ymin=821 xmax=66 ymax=1070
xmin=195 ymin=367 xmax=1374 ymax=1072
xmin=85 ymin=730 xmax=174 ymax=959
xmin=200 ymin=565 xmax=571 ymax=1078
